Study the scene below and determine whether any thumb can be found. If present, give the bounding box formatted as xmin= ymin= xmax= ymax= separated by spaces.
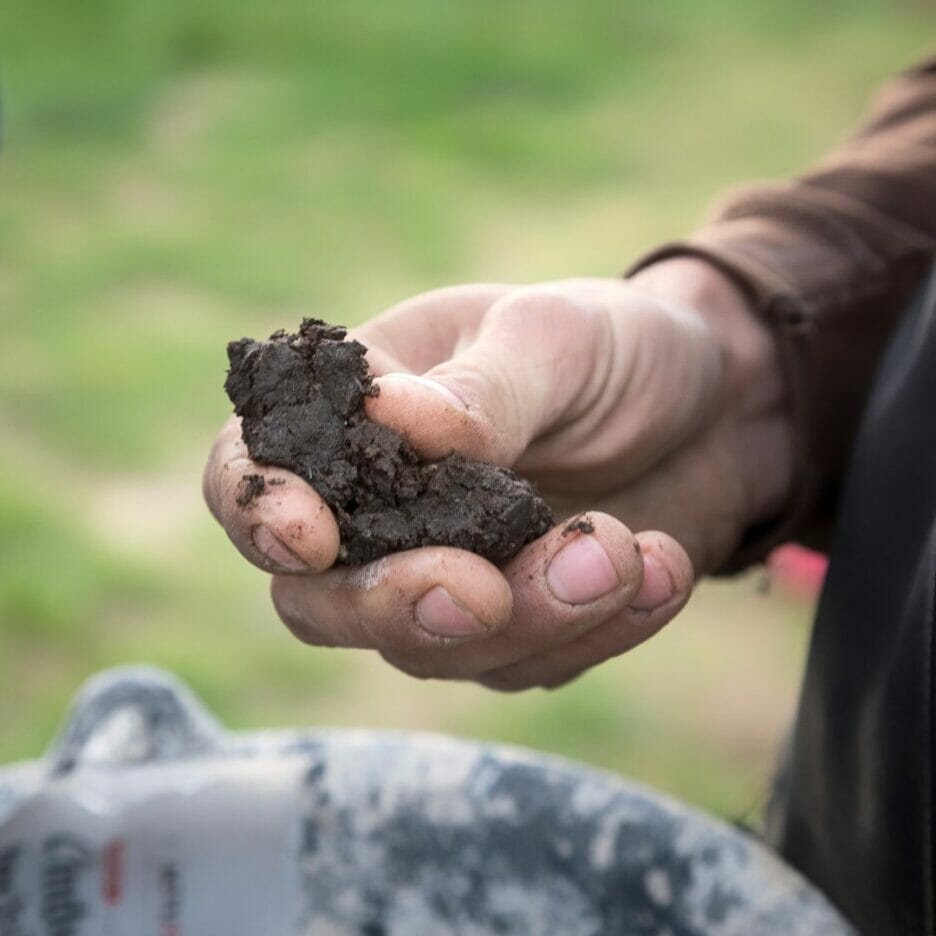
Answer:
xmin=365 ymin=286 xmax=607 ymax=465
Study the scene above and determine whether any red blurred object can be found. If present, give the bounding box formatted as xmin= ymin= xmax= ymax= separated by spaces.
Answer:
xmin=102 ymin=839 xmax=124 ymax=905
xmin=768 ymin=544 xmax=829 ymax=599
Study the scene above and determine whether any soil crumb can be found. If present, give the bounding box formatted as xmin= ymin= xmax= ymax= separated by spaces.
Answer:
xmin=563 ymin=516 xmax=595 ymax=536
xmin=225 ymin=318 xmax=554 ymax=565
xmin=236 ymin=473 xmax=267 ymax=508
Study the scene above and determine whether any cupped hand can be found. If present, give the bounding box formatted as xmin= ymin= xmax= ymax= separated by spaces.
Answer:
xmin=203 ymin=262 xmax=792 ymax=689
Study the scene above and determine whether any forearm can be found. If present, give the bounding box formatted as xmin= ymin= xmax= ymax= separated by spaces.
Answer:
xmin=629 ymin=55 xmax=936 ymax=562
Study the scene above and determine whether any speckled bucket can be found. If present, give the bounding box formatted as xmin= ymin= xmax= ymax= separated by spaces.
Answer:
xmin=0 ymin=667 xmax=853 ymax=934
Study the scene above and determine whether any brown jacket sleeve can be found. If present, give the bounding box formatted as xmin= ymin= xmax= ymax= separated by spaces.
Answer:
xmin=628 ymin=56 xmax=936 ymax=570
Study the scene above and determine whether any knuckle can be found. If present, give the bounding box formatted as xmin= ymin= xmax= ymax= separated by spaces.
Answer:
xmin=203 ymin=431 xmax=240 ymax=518
xmin=478 ymin=662 xmax=581 ymax=693
xmin=380 ymin=646 xmax=478 ymax=681
xmin=201 ymin=459 xmax=223 ymax=521
xmin=379 ymin=651 xmax=438 ymax=681
xmin=493 ymin=289 xmax=575 ymax=335
xmin=475 ymin=670 xmax=528 ymax=693
xmin=539 ymin=670 xmax=579 ymax=691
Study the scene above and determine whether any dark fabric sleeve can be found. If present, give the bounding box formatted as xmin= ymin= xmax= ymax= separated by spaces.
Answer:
xmin=627 ymin=56 xmax=936 ymax=571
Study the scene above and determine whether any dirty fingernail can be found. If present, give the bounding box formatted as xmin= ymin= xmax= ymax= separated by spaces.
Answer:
xmin=547 ymin=535 xmax=618 ymax=605
xmin=253 ymin=524 xmax=308 ymax=572
xmin=381 ymin=373 xmax=467 ymax=411
xmin=416 ymin=586 xmax=487 ymax=638
xmin=630 ymin=553 xmax=674 ymax=611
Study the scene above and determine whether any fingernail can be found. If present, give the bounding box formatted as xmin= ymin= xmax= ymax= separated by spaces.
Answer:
xmin=253 ymin=524 xmax=308 ymax=572
xmin=546 ymin=535 xmax=618 ymax=605
xmin=630 ymin=553 xmax=674 ymax=611
xmin=381 ymin=373 xmax=467 ymax=411
xmin=416 ymin=586 xmax=487 ymax=638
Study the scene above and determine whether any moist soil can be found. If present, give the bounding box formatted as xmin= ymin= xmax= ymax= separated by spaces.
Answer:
xmin=225 ymin=319 xmax=554 ymax=566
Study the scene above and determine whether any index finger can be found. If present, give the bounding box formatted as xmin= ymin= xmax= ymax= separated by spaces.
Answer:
xmin=351 ymin=283 xmax=512 ymax=375
xmin=202 ymin=417 xmax=341 ymax=574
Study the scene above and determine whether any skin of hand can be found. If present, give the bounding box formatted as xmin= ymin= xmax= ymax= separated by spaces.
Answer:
xmin=203 ymin=258 xmax=793 ymax=690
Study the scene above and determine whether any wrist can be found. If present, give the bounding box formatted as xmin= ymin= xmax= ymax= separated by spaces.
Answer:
xmin=629 ymin=258 xmax=773 ymax=401
xmin=629 ymin=257 xmax=794 ymax=537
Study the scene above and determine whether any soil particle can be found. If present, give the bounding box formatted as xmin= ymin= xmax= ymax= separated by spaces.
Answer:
xmin=225 ymin=319 xmax=554 ymax=565
xmin=563 ymin=516 xmax=595 ymax=536
xmin=236 ymin=472 xmax=267 ymax=508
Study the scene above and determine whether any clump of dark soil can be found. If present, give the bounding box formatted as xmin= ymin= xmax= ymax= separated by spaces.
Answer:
xmin=225 ymin=319 xmax=554 ymax=566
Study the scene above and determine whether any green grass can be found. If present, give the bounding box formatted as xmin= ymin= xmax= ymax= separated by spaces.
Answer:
xmin=1 ymin=0 xmax=932 ymax=817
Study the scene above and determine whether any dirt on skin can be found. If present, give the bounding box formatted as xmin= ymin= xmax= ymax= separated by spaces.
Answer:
xmin=563 ymin=517 xmax=595 ymax=536
xmin=235 ymin=473 xmax=285 ymax=507
xmin=225 ymin=319 xmax=554 ymax=566
xmin=235 ymin=472 xmax=267 ymax=508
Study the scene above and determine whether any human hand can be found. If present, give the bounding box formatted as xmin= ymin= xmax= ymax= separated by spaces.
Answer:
xmin=203 ymin=262 xmax=792 ymax=689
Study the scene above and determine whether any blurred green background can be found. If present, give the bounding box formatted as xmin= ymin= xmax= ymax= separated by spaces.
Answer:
xmin=1 ymin=0 xmax=932 ymax=818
